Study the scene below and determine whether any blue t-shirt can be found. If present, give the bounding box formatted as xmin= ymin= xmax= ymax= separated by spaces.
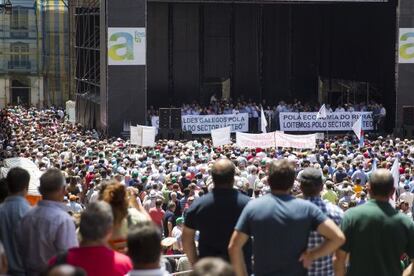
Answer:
xmin=235 ymin=194 xmax=327 ymax=276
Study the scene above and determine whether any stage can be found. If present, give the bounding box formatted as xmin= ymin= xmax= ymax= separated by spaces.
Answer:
xmin=70 ymin=0 xmax=414 ymax=136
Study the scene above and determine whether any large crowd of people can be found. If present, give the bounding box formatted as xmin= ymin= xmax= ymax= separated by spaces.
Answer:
xmin=0 ymin=105 xmax=412 ymax=276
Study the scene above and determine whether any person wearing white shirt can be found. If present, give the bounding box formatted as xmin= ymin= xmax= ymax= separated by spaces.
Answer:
xmin=276 ymin=101 xmax=285 ymax=113
xmin=210 ymin=94 xmax=217 ymax=104
xmin=172 ymin=217 xmax=184 ymax=252
xmin=247 ymin=166 xmax=259 ymax=197
xmin=326 ymin=104 xmax=333 ymax=113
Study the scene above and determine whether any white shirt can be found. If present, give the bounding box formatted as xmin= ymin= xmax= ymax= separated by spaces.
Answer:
xmin=171 ymin=226 xmax=183 ymax=250
xmin=210 ymin=95 xmax=217 ymax=103
xmin=89 ymin=190 xmax=100 ymax=203
xmin=247 ymin=174 xmax=258 ymax=190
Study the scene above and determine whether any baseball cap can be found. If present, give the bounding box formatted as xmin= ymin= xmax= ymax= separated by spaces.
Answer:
xmin=176 ymin=217 xmax=184 ymax=224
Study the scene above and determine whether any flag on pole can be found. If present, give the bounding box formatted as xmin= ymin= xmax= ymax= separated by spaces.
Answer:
xmin=316 ymin=104 xmax=327 ymax=119
xmin=352 ymin=116 xmax=363 ymax=140
xmin=261 ymin=106 xmax=268 ymax=133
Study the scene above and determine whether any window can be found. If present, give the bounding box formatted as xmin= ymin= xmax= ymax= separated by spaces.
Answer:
xmin=10 ymin=8 xmax=28 ymax=30
xmin=10 ymin=42 xmax=29 ymax=68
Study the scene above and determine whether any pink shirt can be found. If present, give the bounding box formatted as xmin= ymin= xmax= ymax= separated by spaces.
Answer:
xmin=149 ymin=207 xmax=165 ymax=227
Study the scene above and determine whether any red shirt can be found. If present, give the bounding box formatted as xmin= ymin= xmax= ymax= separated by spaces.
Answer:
xmin=149 ymin=207 xmax=165 ymax=227
xmin=49 ymin=246 xmax=132 ymax=276
xmin=85 ymin=172 xmax=95 ymax=186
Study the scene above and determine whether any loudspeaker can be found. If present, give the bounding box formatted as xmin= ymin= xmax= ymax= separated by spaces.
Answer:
xmin=159 ymin=108 xmax=170 ymax=129
xmin=170 ymin=108 xmax=182 ymax=129
xmin=403 ymin=106 xmax=414 ymax=126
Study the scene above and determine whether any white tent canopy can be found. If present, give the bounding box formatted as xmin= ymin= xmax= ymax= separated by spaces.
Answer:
xmin=1 ymin=157 xmax=42 ymax=196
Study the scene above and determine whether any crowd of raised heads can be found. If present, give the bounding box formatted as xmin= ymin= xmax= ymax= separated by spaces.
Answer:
xmin=147 ymin=96 xmax=386 ymax=117
xmin=0 ymin=105 xmax=413 ymax=276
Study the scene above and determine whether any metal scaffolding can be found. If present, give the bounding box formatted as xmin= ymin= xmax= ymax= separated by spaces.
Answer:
xmin=71 ymin=0 xmax=100 ymax=97
xmin=70 ymin=0 xmax=100 ymax=129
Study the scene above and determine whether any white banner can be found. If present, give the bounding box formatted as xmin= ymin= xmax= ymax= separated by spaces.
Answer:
xmin=1 ymin=158 xmax=41 ymax=196
xmin=65 ymin=100 xmax=76 ymax=123
xmin=151 ymin=113 xmax=249 ymax=134
xmin=236 ymin=132 xmax=276 ymax=149
xmin=130 ymin=125 xmax=156 ymax=147
xmin=108 ymin=28 xmax=146 ymax=65
xmin=141 ymin=125 xmax=156 ymax=147
xmin=130 ymin=126 xmax=140 ymax=145
xmin=279 ymin=112 xmax=373 ymax=131
xmin=275 ymin=132 xmax=316 ymax=149
xmin=211 ymin=127 xmax=231 ymax=147
xmin=235 ymin=131 xmax=320 ymax=149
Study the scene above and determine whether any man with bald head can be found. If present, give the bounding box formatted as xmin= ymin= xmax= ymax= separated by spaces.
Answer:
xmin=336 ymin=169 xmax=414 ymax=276
xmin=183 ymin=158 xmax=251 ymax=271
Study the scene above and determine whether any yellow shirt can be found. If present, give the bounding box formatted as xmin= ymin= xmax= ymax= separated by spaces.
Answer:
xmin=353 ymin=185 xmax=363 ymax=194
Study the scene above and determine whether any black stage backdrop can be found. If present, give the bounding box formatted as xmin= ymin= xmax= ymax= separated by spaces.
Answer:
xmin=147 ymin=2 xmax=396 ymax=130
